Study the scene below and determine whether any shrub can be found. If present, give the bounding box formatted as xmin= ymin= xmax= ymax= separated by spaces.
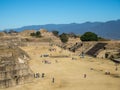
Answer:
xmin=80 ymin=32 xmax=98 ymax=41
xmin=30 ymin=32 xmax=36 ymax=36
xmin=59 ymin=33 xmax=68 ymax=43
xmin=30 ymin=31 xmax=41 ymax=37
xmin=52 ymin=30 xmax=59 ymax=37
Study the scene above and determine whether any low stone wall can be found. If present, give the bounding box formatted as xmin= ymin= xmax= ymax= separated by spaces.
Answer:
xmin=23 ymin=42 xmax=50 ymax=46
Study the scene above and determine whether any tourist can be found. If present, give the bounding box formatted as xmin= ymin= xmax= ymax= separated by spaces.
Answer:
xmin=52 ymin=77 xmax=55 ymax=83
xmin=42 ymin=73 xmax=45 ymax=78
xmin=84 ymin=74 xmax=86 ymax=78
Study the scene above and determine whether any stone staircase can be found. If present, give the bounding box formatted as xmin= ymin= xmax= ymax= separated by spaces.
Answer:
xmin=75 ymin=42 xmax=96 ymax=55
xmin=86 ymin=43 xmax=107 ymax=57
xmin=69 ymin=42 xmax=83 ymax=52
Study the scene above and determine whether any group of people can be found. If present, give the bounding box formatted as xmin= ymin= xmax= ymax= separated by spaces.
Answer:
xmin=42 ymin=60 xmax=51 ymax=64
xmin=34 ymin=73 xmax=45 ymax=78
xmin=34 ymin=73 xmax=55 ymax=83
xmin=49 ymin=48 xmax=56 ymax=52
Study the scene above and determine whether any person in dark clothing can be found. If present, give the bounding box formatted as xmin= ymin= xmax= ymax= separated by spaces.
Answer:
xmin=84 ymin=74 xmax=86 ymax=78
xmin=52 ymin=77 xmax=55 ymax=83
xmin=42 ymin=73 xmax=45 ymax=78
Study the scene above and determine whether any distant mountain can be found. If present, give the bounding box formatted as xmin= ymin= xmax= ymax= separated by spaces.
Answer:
xmin=2 ymin=19 xmax=120 ymax=40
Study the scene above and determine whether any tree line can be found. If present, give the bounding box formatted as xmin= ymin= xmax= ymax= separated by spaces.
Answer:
xmin=51 ymin=30 xmax=107 ymax=43
xmin=30 ymin=30 xmax=106 ymax=43
xmin=1 ymin=29 xmax=107 ymax=43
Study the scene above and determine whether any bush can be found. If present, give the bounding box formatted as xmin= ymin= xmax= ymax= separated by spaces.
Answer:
xmin=52 ymin=30 xmax=59 ymax=37
xmin=8 ymin=29 xmax=18 ymax=34
xmin=30 ymin=32 xmax=36 ymax=36
xmin=59 ymin=33 xmax=68 ymax=43
xmin=36 ymin=31 xmax=41 ymax=37
xmin=80 ymin=32 xmax=98 ymax=41
xmin=30 ymin=31 xmax=41 ymax=37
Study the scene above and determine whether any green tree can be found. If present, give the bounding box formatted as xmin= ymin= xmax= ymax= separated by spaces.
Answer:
xmin=80 ymin=32 xmax=98 ymax=41
xmin=59 ymin=33 xmax=68 ymax=43
xmin=36 ymin=31 xmax=41 ymax=37
xmin=52 ymin=30 xmax=59 ymax=37
xmin=30 ymin=32 xmax=36 ymax=36
xmin=8 ymin=29 xmax=17 ymax=33
xmin=30 ymin=31 xmax=41 ymax=37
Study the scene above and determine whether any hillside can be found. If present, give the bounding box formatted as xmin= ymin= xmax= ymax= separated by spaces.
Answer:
xmin=2 ymin=19 xmax=120 ymax=40
xmin=0 ymin=30 xmax=120 ymax=89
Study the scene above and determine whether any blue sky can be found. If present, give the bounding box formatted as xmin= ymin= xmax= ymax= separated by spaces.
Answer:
xmin=0 ymin=0 xmax=120 ymax=30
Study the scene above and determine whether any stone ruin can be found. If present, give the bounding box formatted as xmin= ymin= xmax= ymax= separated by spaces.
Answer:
xmin=0 ymin=45 xmax=33 ymax=88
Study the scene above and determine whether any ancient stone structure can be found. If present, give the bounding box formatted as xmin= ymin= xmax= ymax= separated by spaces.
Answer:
xmin=0 ymin=45 xmax=33 ymax=88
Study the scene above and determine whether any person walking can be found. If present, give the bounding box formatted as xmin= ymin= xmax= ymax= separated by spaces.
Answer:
xmin=52 ymin=77 xmax=55 ymax=83
xmin=84 ymin=74 xmax=86 ymax=78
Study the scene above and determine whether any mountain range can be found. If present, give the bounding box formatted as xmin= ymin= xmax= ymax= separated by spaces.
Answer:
xmin=2 ymin=19 xmax=120 ymax=40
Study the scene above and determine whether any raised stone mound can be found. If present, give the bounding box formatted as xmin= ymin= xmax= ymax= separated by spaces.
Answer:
xmin=0 ymin=45 xmax=33 ymax=88
xmin=39 ymin=29 xmax=52 ymax=37
xmin=39 ymin=29 xmax=48 ymax=33
xmin=39 ymin=29 xmax=62 ymax=43
xmin=19 ymin=30 xmax=35 ymax=36
xmin=0 ymin=32 xmax=6 ymax=37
